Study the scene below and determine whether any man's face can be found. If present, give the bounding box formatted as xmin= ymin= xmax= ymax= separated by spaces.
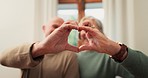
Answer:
xmin=43 ymin=17 xmax=64 ymax=37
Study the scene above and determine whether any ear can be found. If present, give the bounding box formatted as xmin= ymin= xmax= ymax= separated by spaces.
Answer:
xmin=42 ymin=25 xmax=46 ymax=33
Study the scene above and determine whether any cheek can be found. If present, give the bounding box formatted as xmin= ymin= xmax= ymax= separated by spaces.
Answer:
xmin=45 ymin=28 xmax=55 ymax=36
xmin=50 ymin=27 xmax=56 ymax=33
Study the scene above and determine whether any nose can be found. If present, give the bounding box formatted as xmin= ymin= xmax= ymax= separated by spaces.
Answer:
xmin=79 ymin=30 xmax=87 ymax=40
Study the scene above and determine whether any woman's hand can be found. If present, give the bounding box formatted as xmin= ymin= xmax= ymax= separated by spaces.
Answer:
xmin=78 ymin=26 xmax=121 ymax=55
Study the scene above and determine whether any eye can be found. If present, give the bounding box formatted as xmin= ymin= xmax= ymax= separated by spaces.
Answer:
xmin=83 ymin=22 xmax=91 ymax=27
xmin=52 ymin=25 xmax=59 ymax=29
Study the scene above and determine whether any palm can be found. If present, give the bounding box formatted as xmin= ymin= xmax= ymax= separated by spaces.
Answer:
xmin=40 ymin=22 xmax=79 ymax=54
xmin=79 ymin=27 xmax=109 ymax=53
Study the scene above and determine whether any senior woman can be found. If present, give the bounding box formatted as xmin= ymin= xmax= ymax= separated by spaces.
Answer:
xmin=77 ymin=16 xmax=148 ymax=78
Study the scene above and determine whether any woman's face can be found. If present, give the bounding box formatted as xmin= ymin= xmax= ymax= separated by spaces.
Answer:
xmin=78 ymin=18 xmax=98 ymax=46
xmin=79 ymin=18 xmax=97 ymax=40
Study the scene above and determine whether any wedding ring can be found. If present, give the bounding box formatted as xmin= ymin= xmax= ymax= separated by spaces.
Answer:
xmin=91 ymin=25 xmax=95 ymax=29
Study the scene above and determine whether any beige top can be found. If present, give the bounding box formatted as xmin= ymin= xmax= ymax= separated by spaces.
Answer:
xmin=0 ymin=43 xmax=79 ymax=78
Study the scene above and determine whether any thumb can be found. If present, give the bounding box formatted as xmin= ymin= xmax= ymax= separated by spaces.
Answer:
xmin=79 ymin=45 xmax=92 ymax=52
xmin=65 ymin=44 xmax=79 ymax=52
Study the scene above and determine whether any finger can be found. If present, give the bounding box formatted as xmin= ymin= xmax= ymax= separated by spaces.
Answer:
xmin=79 ymin=26 xmax=99 ymax=37
xmin=78 ymin=26 xmax=94 ymax=33
xmin=64 ymin=24 xmax=79 ymax=30
xmin=86 ymin=33 xmax=99 ymax=46
xmin=86 ymin=32 xmax=93 ymax=39
xmin=57 ymin=24 xmax=78 ymax=34
xmin=79 ymin=45 xmax=92 ymax=52
xmin=64 ymin=21 xmax=78 ymax=25
xmin=67 ymin=20 xmax=78 ymax=25
xmin=65 ymin=44 xmax=79 ymax=52
xmin=64 ymin=21 xmax=71 ymax=24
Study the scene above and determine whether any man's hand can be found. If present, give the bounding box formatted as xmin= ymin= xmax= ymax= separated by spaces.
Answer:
xmin=32 ymin=21 xmax=79 ymax=58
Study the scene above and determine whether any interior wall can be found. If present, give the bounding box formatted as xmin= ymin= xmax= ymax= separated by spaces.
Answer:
xmin=134 ymin=0 xmax=148 ymax=55
xmin=0 ymin=0 xmax=35 ymax=78
xmin=103 ymin=0 xmax=148 ymax=55
xmin=0 ymin=0 xmax=148 ymax=78
xmin=0 ymin=0 xmax=58 ymax=77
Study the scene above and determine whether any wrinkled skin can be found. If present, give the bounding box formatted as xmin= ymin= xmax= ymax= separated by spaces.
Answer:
xmin=32 ymin=17 xmax=120 ymax=58
xmin=78 ymin=19 xmax=120 ymax=55
xmin=32 ymin=17 xmax=79 ymax=57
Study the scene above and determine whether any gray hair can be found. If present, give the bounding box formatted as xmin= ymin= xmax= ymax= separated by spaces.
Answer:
xmin=79 ymin=16 xmax=104 ymax=34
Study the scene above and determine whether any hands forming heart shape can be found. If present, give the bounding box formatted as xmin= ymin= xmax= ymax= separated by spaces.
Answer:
xmin=33 ymin=20 xmax=120 ymax=57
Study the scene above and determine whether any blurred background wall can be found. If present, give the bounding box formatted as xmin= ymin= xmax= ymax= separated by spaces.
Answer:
xmin=0 ymin=0 xmax=148 ymax=78
xmin=0 ymin=0 xmax=35 ymax=78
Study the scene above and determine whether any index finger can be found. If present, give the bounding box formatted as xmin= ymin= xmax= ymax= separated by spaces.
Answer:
xmin=64 ymin=24 xmax=79 ymax=30
xmin=78 ymin=26 xmax=95 ymax=33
